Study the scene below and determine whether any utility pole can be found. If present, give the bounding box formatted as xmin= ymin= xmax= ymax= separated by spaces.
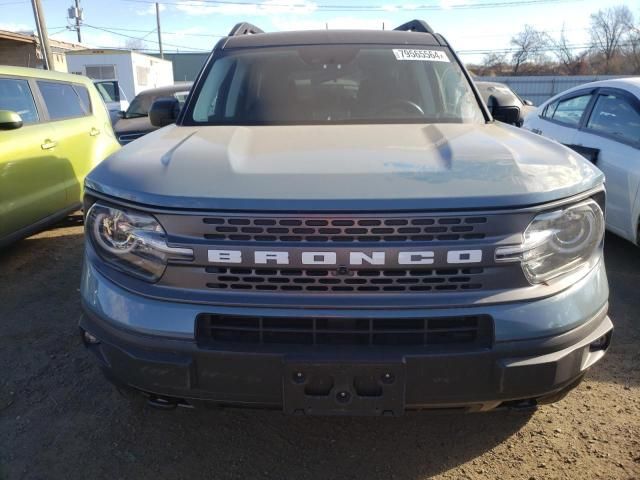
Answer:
xmin=31 ymin=0 xmax=54 ymax=70
xmin=74 ymin=0 xmax=82 ymax=42
xmin=156 ymin=2 xmax=163 ymax=59
xmin=67 ymin=1 xmax=83 ymax=43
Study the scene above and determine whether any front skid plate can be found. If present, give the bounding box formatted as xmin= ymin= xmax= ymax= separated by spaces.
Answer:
xmin=283 ymin=362 xmax=406 ymax=416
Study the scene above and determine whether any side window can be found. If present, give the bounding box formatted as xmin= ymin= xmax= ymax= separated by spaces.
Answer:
xmin=0 ymin=78 xmax=39 ymax=124
xmin=73 ymin=85 xmax=92 ymax=115
xmin=586 ymin=93 xmax=640 ymax=145
xmin=549 ymin=94 xmax=592 ymax=127
xmin=95 ymin=81 xmax=119 ymax=103
xmin=85 ymin=65 xmax=116 ymax=80
xmin=542 ymin=101 xmax=557 ymax=119
xmin=37 ymin=81 xmax=87 ymax=120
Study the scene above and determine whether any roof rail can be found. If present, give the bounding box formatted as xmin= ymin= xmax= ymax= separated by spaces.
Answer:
xmin=228 ymin=22 xmax=264 ymax=36
xmin=393 ymin=20 xmax=434 ymax=35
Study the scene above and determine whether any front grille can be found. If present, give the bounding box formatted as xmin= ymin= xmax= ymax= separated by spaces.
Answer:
xmin=204 ymin=267 xmax=485 ymax=293
xmin=196 ymin=313 xmax=493 ymax=348
xmin=156 ymin=209 xmax=532 ymax=297
xmin=199 ymin=215 xmax=489 ymax=243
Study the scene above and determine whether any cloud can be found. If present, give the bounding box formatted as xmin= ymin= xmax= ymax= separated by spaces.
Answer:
xmin=78 ymin=31 xmax=123 ymax=49
xmin=272 ymin=16 xmax=390 ymax=31
xmin=174 ymin=0 xmax=317 ymax=16
xmin=163 ymin=25 xmax=207 ymax=40
xmin=380 ymin=3 xmax=420 ymax=12
xmin=0 ymin=22 xmax=32 ymax=33
xmin=439 ymin=0 xmax=471 ymax=9
xmin=136 ymin=3 xmax=166 ymax=15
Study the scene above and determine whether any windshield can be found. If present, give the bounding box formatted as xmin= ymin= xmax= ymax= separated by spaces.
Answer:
xmin=126 ymin=90 xmax=190 ymax=118
xmin=188 ymin=45 xmax=485 ymax=125
xmin=125 ymin=93 xmax=154 ymax=118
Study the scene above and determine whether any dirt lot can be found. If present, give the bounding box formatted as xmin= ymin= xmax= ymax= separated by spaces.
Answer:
xmin=0 ymin=214 xmax=638 ymax=480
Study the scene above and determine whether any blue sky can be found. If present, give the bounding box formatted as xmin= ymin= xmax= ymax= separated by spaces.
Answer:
xmin=1 ymin=0 xmax=637 ymax=63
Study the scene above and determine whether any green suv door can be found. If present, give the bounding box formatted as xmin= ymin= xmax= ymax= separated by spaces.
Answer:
xmin=0 ymin=67 xmax=120 ymax=246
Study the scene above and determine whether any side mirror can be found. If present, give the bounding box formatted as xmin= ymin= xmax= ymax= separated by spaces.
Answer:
xmin=493 ymin=106 xmax=521 ymax=126
xmin=485 ymin=95 xmax=498 ymax=115
xmin=0 ymin=110 xmax=23 ymax=130
xmin=523 ymin=99 xmax=534 ymax=106
xmin=149 ymin=97 xmax=180 ymax=127
xmin=487 ymin=95 xmax=521 ymax=126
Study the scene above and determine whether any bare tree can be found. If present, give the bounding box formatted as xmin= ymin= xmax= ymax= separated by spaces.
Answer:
xmin=510 ymin=25 xmax=548 ymax=74
xmin=124 ymin=38 xmax=145 ymax=51
xmin=478 ymin=52 xmax=508 ymax=75
xmin=589 ymin=5 xmax=634 ymax=72
xmin=625 ymin=26 xmax=640 ymax=74
xmin=547 ymin=25 xmax=588 ymax=75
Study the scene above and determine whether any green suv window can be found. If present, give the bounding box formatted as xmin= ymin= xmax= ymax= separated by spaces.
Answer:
xmin=37 ymin=81 xmax=92 ymax=120
xmin=0 ymin=78 xmax=39 ymax=124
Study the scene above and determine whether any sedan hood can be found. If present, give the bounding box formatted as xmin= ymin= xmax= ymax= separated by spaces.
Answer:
xmin=87 ymin=123 xmax=603 ymax=211
xmin=114 ymin=116 xmax=154 ymax=134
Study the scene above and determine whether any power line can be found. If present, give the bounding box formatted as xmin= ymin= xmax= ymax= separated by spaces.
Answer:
xmin=119 ymin=0 xmax=581 ymax=12
xmin=53 ymin=24 xmax=589 ymax=39
xmin=66 ymin=24 xmax=224 ymax=37
xmin=459 ymin=44 xmax=592 ymax=54
xmin=459 ymin=42 xmax=639 ymax=56
xmin=82 ymin=23 xmax=207 ymax=51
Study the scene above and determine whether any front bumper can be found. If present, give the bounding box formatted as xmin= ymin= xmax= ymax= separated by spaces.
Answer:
xmin=80 ymin=266 xmax=613 ymax=414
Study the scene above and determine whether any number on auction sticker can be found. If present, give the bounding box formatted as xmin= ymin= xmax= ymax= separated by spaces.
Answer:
xmin=392 ymin=49 xmax=450 ymax=62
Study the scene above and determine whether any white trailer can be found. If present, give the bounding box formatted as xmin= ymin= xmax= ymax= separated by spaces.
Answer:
xmin=65 ymin=49 xmax=174 ymax=102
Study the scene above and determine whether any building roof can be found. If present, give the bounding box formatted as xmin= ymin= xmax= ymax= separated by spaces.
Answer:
xmin=0 ymin=29 xmax=85 ymax=52
xmin=66 ymin=48 xmax=173 ymax=63
xmin=66 ymin=48 xmax=132 ymax=55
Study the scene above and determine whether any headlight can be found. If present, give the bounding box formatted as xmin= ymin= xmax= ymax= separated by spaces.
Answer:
xmin=86 ymin=203 xmax=193 ymax=282
xmin=495 ymin=199 xmax=604 ymax=284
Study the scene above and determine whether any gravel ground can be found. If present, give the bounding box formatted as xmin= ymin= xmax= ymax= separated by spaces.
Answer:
xmin=0 ymin=214 xmax=638 ymax=480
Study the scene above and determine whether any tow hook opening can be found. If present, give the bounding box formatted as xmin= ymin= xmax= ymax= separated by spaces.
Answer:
xmin=146 ymin=395 xmax=193 ymax=410
xmin=589 ymin=331 xmax=612 ymax=352
xmin=500 ymin=398 xmax=538 ymax=411
xmin=80 ymin=328 xmax=100 ymax=346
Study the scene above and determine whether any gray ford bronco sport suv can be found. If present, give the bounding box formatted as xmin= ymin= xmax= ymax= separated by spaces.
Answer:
xmin=80 ymin=20 xmax=612 ymax=415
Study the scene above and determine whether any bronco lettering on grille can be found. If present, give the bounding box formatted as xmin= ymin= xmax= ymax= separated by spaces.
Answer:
xmin=207 ymin=249 xmax=483 ymax=265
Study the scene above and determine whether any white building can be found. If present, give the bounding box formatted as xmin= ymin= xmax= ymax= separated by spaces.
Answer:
xmin=65 ymin=49 xmax=174 ymax=101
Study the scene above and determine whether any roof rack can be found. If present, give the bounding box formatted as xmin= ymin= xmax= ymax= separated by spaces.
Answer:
xmin=228 ymin=22 xmax=264 ymax=36
xmin=393 ymin=20 xmax=434 ymax=35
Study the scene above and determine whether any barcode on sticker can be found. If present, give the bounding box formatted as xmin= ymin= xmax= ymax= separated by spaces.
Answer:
xmin=392 ymin=49 xmax=450 ymax=62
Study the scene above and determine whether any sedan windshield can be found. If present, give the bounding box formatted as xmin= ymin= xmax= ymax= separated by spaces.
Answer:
xmin=125 ymin=94 xmax=154 ymax=118
xmin=126 ymin=90 xmax=190 ymax=118
xmin=188 ymin=45 xmax=485 ymax=125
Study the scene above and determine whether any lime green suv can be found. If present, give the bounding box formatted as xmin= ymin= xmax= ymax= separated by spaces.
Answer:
xmin=0 ymin=66 xmax=120 ymax=247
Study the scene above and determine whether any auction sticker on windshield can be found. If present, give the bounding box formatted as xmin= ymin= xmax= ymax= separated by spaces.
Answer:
xmin=392 ymin=49 xmax=450 ymax=62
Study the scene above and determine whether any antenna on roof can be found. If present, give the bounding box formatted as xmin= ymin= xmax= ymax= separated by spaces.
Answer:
xmin=228 ymin=22 xmax=264 ymax=36
xmin=393 ymin=20 xmax=434 ymax=34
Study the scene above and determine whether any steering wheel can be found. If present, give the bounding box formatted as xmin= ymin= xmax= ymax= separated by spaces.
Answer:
xmin=377 ymin=99 xmax=425 ymax=116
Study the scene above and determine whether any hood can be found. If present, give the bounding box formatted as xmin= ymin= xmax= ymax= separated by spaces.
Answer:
xmin=114 ymin=116 xmax=155 ymax=135
xmin=87 ymin=123 xmax=604 ymax=211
